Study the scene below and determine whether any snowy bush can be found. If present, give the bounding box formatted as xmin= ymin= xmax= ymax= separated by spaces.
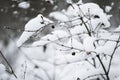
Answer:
xmin=1 ymin=0 xmax=120 ymax=80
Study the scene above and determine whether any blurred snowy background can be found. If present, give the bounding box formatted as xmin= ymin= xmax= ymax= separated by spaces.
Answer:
xmin=0 ymin=0 xmax=120 ymax=80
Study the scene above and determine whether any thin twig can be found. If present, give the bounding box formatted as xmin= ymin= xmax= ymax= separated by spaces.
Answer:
xmin=96 ymin=54 xmax=109 ymax=80
xmin=107 ymin=36 xmax=120 ymax=75
xmin=79 ymin=17 xmax=91 ymax=36
xmin=23 ymin=61 xmax=27 ymax=80
xmin=0 ymin=51 xmax=17 ymax=78
xmin=83 ymin=73 xmax=105 ymax=80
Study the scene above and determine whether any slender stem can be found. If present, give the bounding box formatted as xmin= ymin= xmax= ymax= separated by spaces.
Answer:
xmin=97 ymin=55 xmax=110 ymax=80
xmin=83 ymin=73 xmax=105 ymax=80
xmin=0 ymin=51 xmax=17 ymax=78
xmin=107 ymin=36 xmax=120 ymax=75
xmin=80 ymin=17 xmax=91 ymax=36
xmin=24 ymin=61 xmax=27 ymax=80
xmin=71 ymin=4 xmax=91 ymax=36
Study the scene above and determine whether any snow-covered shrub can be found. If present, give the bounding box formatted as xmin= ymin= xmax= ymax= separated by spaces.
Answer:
xmin=4 ymin=0 xmax=119 ymax=80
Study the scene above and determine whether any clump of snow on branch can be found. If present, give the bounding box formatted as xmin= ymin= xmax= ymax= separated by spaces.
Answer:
xmin=16 ymin=14 xmax=53 ymax=47
xmin=49 ymin=11 xmax=69 ymax=22
xmin=105 ymin=5 xmax=112 ymax=13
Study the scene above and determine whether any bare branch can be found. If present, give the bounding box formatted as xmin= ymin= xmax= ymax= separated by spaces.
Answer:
xmin=107 ymin=36 xmax=120 ymax=75
xmin=96 ymin=54 xmax=109 ymax=80
xmin=0 ymin=51 xmax=17 ymax=78
xmin=83 ymin=73 xmax=105 ymax=80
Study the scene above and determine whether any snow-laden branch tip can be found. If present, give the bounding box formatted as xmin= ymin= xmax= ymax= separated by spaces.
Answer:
xmin=65 ymin=3 xmax=110 ymax=28
xmin=16 ymin=14 xmax=53 ymax=47
xmin=49 ymin=11 xmax=69 ymax=22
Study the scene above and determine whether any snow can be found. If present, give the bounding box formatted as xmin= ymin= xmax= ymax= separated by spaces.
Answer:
xmin=105 ymin=6 xmax=112 ymax=13
xmin=49 ymin=11 xmax=69 ymax=22
xmin=0 ymin=64 xmax=5 ymax=74
xmin=95 ymin=35 xmax=119 ymax=55
xmin=38 ymin=30 xmax=70 ymax=42
xmin=52 ymin=30 xmax=69 ymax=38
xmin=114 ymin=25 xmax=120 ymax=31
xmin=59 ymin=61 xmax=102 ymax=80
xmin=114 ymin=76 xmax=120 ymax=80
xmin=18 ymin=1 xmax=30 ymax=9
xmin=14 ymin=2 xmax=120 ymax=80
xmin=13 ymin=10 xmax=18 ymax=14
xmin=83 ymin=36 xmax=96 ymax=52
xmin=111 ymin=2 xmax=114 ymax=6
xmin=66 ymin=3 xmax=101 ymax=17
xmin=17 ymin=14 xmax=53 ymax=47
xmin=0 ymin=64 xmax=9 ymax=80
xmin=66 ymin=0 xmax=73 ymax=4
xmin=61 ymin=2 xmax=111 ymax=33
